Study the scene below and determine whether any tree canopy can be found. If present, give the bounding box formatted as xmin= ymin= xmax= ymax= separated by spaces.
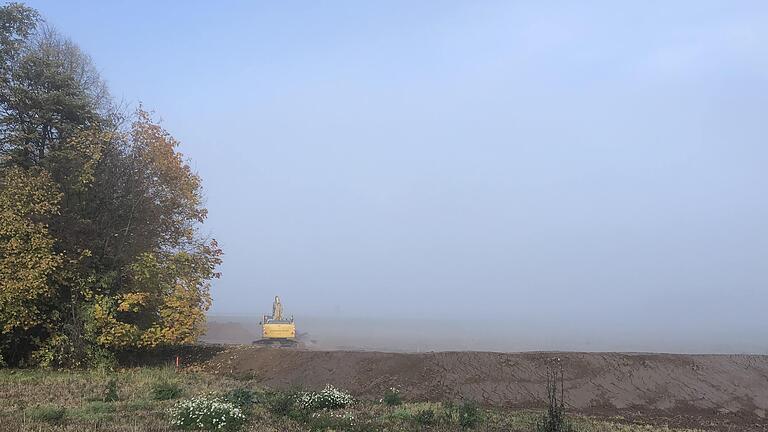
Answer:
xmin=0 ymin=2 xmax=221 ymax=367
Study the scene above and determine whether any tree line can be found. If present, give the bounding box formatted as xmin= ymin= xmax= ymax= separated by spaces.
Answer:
xmin=0 ymin=3 xmax=221 ymax=367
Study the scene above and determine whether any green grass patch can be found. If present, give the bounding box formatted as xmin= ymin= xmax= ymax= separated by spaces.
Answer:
xmin=124 ymin=399 xmax=154 ymax=412
xmin=26 ymin=405 xmax=66 ymax=424
xmin=152 ymin=379 xmax=183 ymax=400
xmin=70 ymin=401 xmax=117 ymax=422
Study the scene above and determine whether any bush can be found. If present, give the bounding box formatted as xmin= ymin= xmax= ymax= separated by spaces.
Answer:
xmin=382 ymin=387 xmax=402 ymax=406
xmin=415 ymin=408 xmax=435 ymax=425
xmin=266 ymin=390 xmax=298 ymax=416
xmin=225 ymin=388 xmax=256 ymax=408
xmin=152 ymin=380 xmax=183 ymax=400
xmin=458 ymin=401 xmax=481 ymax=429
xmin=170 ymin=395 xmax=247 ymax=431
xmin=296 ymin=384 xmax=353 ymax=410
xmin=27 ymin=405 xmax=66 ymax=424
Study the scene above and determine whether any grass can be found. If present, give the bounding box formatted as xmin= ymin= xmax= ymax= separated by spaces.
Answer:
xmin=152 ymin=379 xmax=183 ymax=400
xmin=69 ymin=401 xmax=116 ymax=422
xmin=0 ymin=368 xmax=711 ymax=432
xmin=25 ymin=405 xmax=66 ymax=424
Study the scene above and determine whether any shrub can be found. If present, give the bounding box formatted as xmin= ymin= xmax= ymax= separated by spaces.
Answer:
xmin=382 ymin=387 xmax=402 ymax=406
xmin=266 ymin=390 xmax=298 ymax=416
xmin=103 ymin=377 xmax=119 ymax=402
xmin=415 ymin=408 xmax=435 ymax=425
xmin=225 ymin=388 xmax=256 ymax=408
xmin=152 ymin=380 xmax=183 ymax=400
xmin=458 ymin=401 xmax=481 ymax=429
xmin=27 ymin=405 xmax=66 ymax=424
xmin=296 ymin=384 xmax=353 ymax=410
xmin=170 ymin=394 xmax=247 ymax=431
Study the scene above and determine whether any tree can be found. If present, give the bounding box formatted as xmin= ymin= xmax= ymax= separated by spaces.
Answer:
xmin=0 ymin=167 xmax=61 ymax=365
xmin=0 ymin=2 xmax=38 ymax=79
xmin=0 ymin=3 xmax=221 ymax=367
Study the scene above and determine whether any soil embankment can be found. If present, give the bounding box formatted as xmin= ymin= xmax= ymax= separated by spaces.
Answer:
xmin=205 ymin=346 xmax=768 ymax=427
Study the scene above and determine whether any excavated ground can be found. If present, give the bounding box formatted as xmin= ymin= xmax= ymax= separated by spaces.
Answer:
xmin=203 ymin=346 xmax=768 ymax=431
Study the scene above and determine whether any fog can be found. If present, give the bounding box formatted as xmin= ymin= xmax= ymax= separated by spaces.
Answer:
xmin=204 ymin=315 xmax=768 ymax=354
xmin=32 ymin=1 xmax=768 ymax=354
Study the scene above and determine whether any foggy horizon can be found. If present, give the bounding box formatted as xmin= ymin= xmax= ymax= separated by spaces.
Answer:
xmin=28 ymin=1 xmax=768 ymax=353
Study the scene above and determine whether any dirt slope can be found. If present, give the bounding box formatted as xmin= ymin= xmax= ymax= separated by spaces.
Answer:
xmin=206 ymin=347 xmax=768 ymax=421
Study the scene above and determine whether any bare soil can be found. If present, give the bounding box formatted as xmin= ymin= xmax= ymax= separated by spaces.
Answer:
xmin=204 ymin=346 xmax=768 ymax=431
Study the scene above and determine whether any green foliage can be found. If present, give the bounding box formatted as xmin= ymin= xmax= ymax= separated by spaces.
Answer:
xmin=224 ymin=388 xmax=256 ymax=408
xmin=26 ymin=405 xmax=66 ymax=424
xmin=71 ymin=401 xmax=116 ymax=422
xmin=0 ymin=3 xmax=222 ymax=367
xmin=0 ymin=168 xmax=62 ymax=361
xmin=266 ymin=389 xmax=299 ymax=416
xmin=415 ymin=408 xmax=436 ymax=425
xmin=0 ymin=3 xmax=39 ymax=75
xmin=299 ymin=411 xmax=359 ymax=431
xmin=387 ymin=409 xmax=413 ymax=422
xmin=125 ymin=399 xmax=153 ymax=412
xmin=152 ymin=380 xmax=183 ymax=401
xmin=103 ymin=377 xmax=119 ymax=402
xmin=382 ymin=386 xmax=402 ymax=406
xmin=458 ymin=401 xmax=481 ymax=429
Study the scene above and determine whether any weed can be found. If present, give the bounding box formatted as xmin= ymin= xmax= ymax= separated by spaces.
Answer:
xmin=27 ymin=405 xmax=66 ymax=424
xmin=225 ymin=387 xmax=256 ymax=408
xmin=152 ymin=379 xmax=183 ymax=400
xmin=103 ymin=376 xmax=119 ymax=402
xmin=382 ymin=387 xmax=402 ymax=406
xmin=266 ymin=389 xmax=298 ymax=416
xmin=296 ymin=384 xmax=354 ymax=410
xmin=170 ymin=394 xmax=246 ymax=431
xmin=415 ymin=408 xmax=436 ymax=425
xmin=302 ymin=410 xmax=359 ymax=431
xmin=458 ymin=401 xmax=481 ymax=429
xmin=387 ymin=409 xmax=413 ymax=422
xmin=71 ymin=401 xmax=116 ymax=422
xmin=536 ymin=360 xmax=574 ymax=432
xmin=125 ymin=399 xmax=153 ymax=412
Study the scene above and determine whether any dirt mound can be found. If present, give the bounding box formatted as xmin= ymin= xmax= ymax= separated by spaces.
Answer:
xmin=206 ymin=347 xmax=768 ymax=423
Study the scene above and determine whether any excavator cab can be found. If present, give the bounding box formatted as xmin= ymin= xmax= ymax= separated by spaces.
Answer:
xmin=254 ymin=296 xmax=297 ymax=347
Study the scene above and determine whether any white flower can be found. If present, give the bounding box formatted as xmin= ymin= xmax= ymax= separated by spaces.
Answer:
xmin=169 ymin=394 xmax=246 ymax=430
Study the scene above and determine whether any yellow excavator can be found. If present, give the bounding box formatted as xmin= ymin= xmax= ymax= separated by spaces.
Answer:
xmin=253 ymin=296 xmax=298 ymax=347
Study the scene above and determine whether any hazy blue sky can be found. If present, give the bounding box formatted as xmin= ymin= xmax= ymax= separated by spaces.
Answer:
xmin=25 ymin=1 xmax=768 ymax=346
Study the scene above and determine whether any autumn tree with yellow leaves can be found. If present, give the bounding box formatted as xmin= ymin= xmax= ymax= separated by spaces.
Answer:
xmin=0 ymin=3 xmax=221 ymax=367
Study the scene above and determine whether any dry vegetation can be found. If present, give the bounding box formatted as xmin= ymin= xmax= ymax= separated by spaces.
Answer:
xmin=0 ymin=367 xmax=707 ymax=432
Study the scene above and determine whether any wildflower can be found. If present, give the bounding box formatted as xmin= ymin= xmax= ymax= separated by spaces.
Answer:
xmin=169 ymin=394 xmax=246 ymax=431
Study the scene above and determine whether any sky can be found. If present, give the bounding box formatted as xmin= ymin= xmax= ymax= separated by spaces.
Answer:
xmin=23 ymin=1 xmax=768 ymax=351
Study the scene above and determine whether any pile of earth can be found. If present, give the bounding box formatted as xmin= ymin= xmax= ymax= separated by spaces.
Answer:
xmin=203 ymin=346 xmax=768 ymax=430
